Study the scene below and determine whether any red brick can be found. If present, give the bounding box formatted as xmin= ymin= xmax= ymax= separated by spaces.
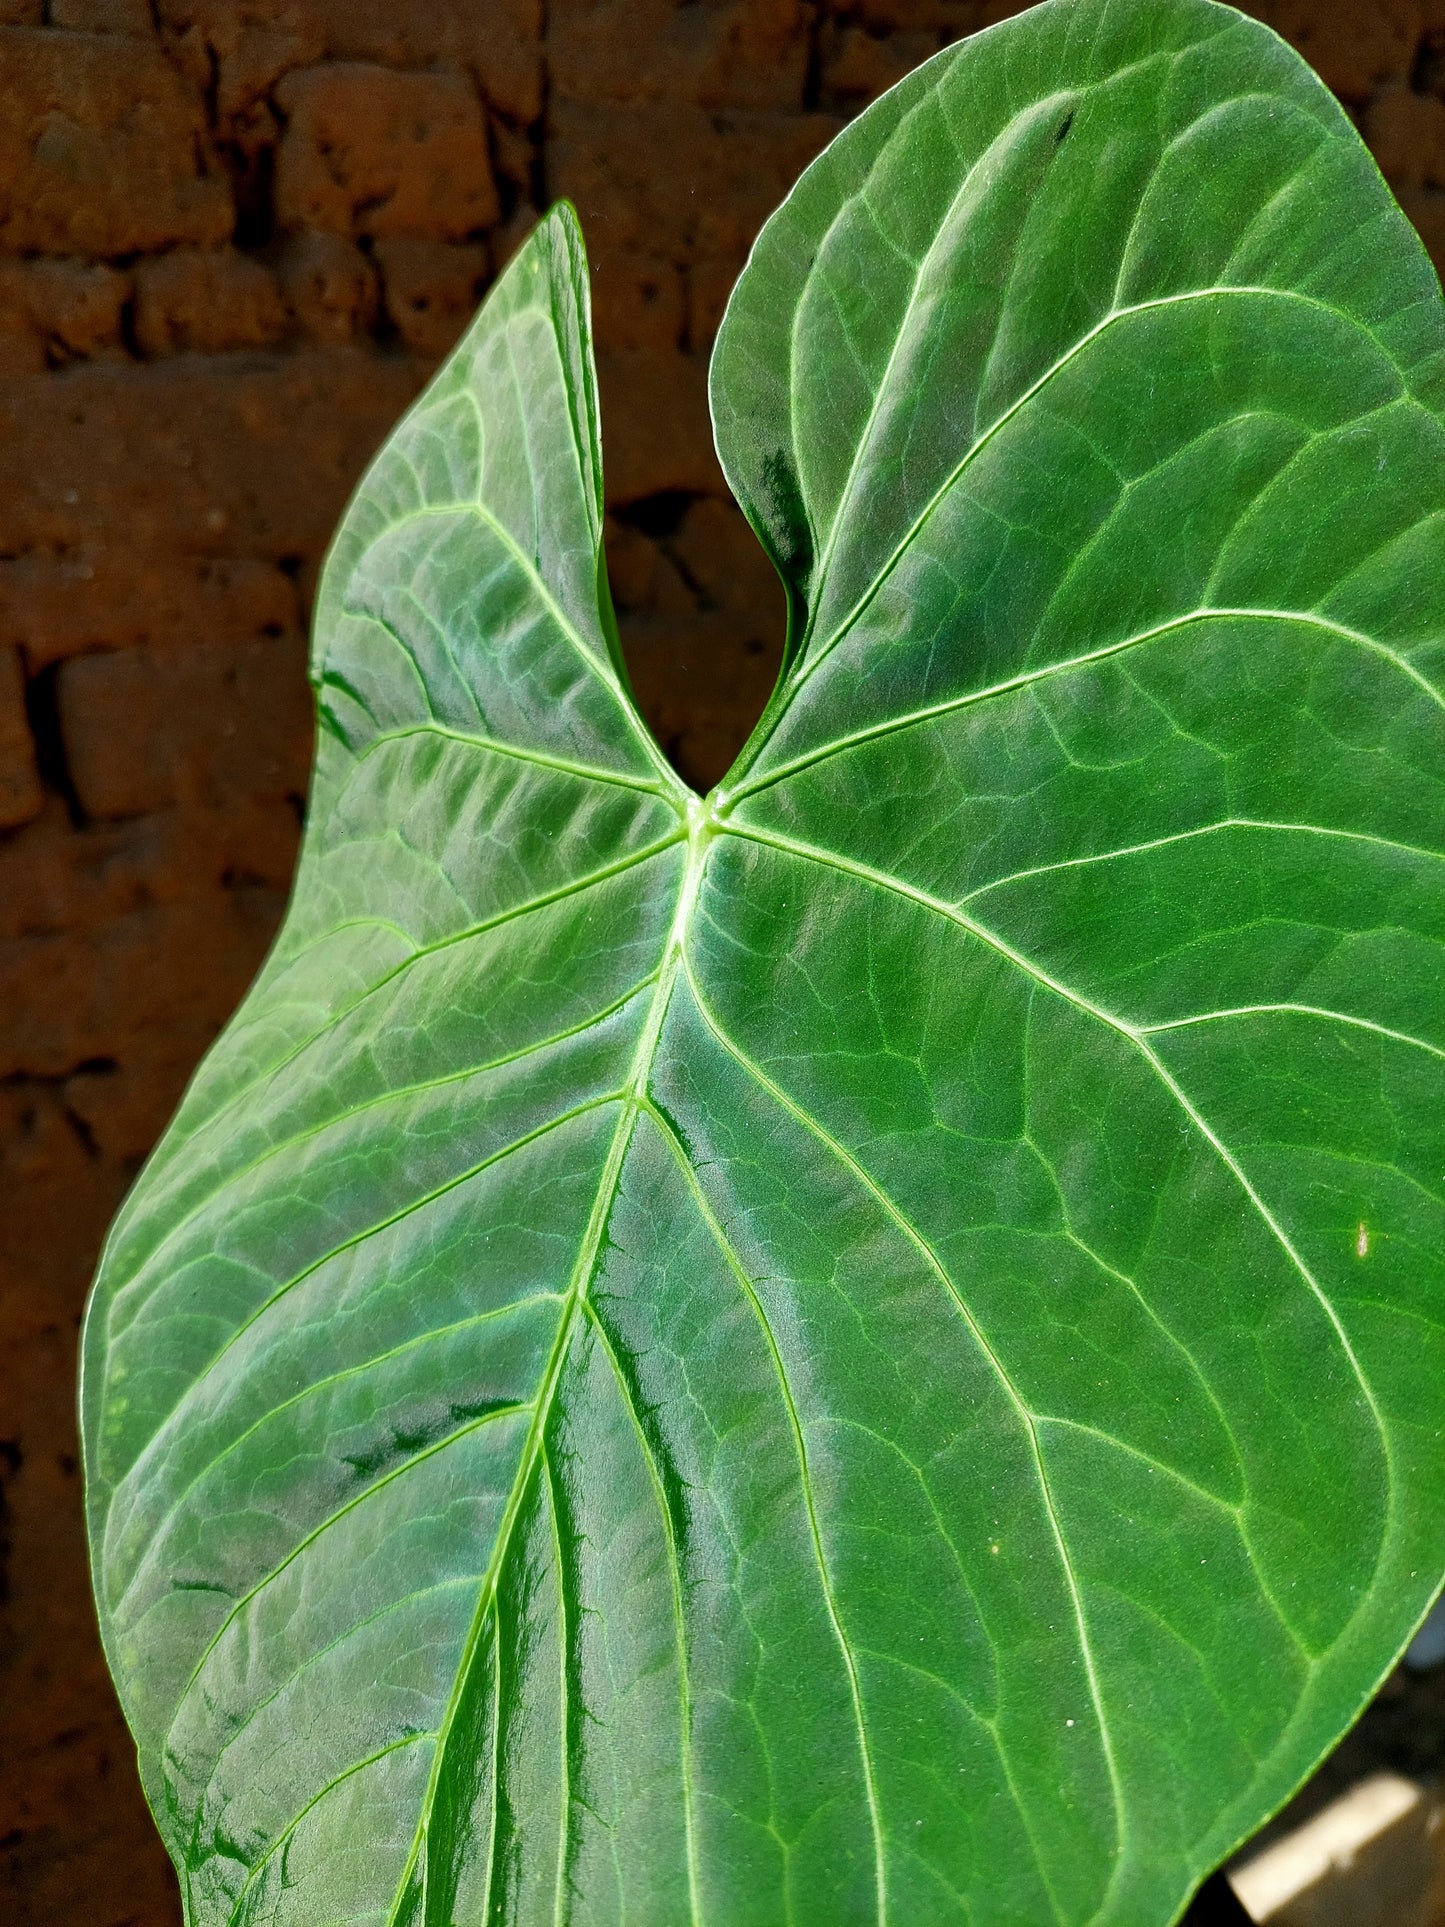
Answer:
xmin=0 ymin=643 xmax=40 ymax=829
xmin=0 ymin=553 xmax=300 ymax=673
xmin=0 ymin=349 xmax=423 ymax=560
xmin=1400 ymin=188 xmax=1445 ymax=277
xmin=0 ymin=27 xmax=233 ymax=255
xmin=0 ymin=257 xmax=127 ymax=373
xmin=822 ymin=1 xmax=1003 ymax=32
xmin=157 ymin=0 xmax=544 ymax=127
xmin=1364 ymin=84 xmax=1445 ymax=190
xmin=670 ymin=495 xmax=784 ymax=635
xmin=57 ymin=632 xmax=312 ymax=820
xmin=48 ymin=0 xmax=152 ymax=31
xmin=275 ymin=63 xmax=500 ymax=240
xmin=374 ymin=236 xmax=488 ymax=357
xmin=0 ymin=1109 xmax=181 ymax=1916
xmin=490 ymin=115 xmax=536 ymax=199
xmin=1249 ymin=0 xmax=1423 ymax=102
xmin=595 ymin=350 xmax=724 ymax=502
xmin=154 ymin=6 xmax=324 ymax=137
xmin=550 ymin=0 xmax=811 ymax=111
xmin=604 ymin=518 xmax=670 ymax=615
xmin=302 ymin=0 xmax=543 ymax=122
xmin=820 ymin=23 xmax=940 ymax=109
xmin=274 ymin=229 xmax=378 ymax=341
xmin=0 ymin=823 xmax=294 ymax=1081
xmin=621 ymin=607 xmax=776 ymax=792
xmin=551 ymin=99 xmax=840 ymax=260
xmin=134 ymin=248 xmax=288 ymax=355
xmin=688 ymin=252 xmax=746 ymax=352
xmin=589 ymin=250 xmax=686 ymax=354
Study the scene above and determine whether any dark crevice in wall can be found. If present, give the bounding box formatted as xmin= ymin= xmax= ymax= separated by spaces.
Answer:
xmin=612 ymin=489 xmax=703 ymax=540
xmin=22 ymin=664 xmax=86 ymax=829
xmin=0 ymin=1438 xmax=21 ymax=1608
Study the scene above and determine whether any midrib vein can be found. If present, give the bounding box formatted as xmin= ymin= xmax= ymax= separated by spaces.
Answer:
xmin=385 ymin=801 xmax=715 ymax=1927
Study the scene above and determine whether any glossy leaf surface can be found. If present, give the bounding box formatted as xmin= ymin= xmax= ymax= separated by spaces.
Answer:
xmin=84 ymin=3 xmax=1445 ymax=1922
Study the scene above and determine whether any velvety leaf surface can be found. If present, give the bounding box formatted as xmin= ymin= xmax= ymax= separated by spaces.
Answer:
xmin=84 ymin=3 xmax=1445 ymax=1924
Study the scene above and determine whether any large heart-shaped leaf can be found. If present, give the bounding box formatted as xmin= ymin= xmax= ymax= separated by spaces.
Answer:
xmin=83 ymin=2 xmax=1445 ymax=1922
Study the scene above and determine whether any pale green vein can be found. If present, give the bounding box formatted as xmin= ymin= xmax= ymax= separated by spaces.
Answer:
xmin=579 ymin=1292 xmax=703 ymax=1927
xmin=278 ymin=912 xmax=419 ymax=967
xmin=110 ymin=848 xmax=679 ymax=1279
xmin=386 ymin=799 xmax=713 ymax=1926
xmin=166 ymin=1402 xmax=530 ymax=1754
xmin=384 ymin=1288 xmax=583 ymax=1927
xmin=800 ymin=87 xmax=1065 ymax=622
xmin=1032 ymin=1418 xmax=1323 ymax=1664
xmin=1140 ymin=1004 xmax=1445 ymax=1061
xmin=729 ymin=822 xmax=1397 ymax=1533
xmin=224 ymin=1732 xmax=434 ymax=1927
xmin=342 ymin=712 xmax=677 ymax=799
xmin=722 ymin=607 xmax=1445 ymax=807
xmin=679 ymin=958 xmax=1124 ymax=1914
xmin=188 ymin=1576 xmax=479 ymax=1823
xmin=476 ymin=1590 xmax=504 ymax=1927
xmin=791 ymin=286 xmax=1402 ymax=691
xmin=111 ymin=1096 xmax=624 ymax=1471
xmin=962 ymin=819 xmax=1445 ymax=902
xmin=372 ymin=500 xmax=683 ymax=794
xmin=642 ymin=1092 xmax=886 ymax=1927
xmin=541 ymin=1441 xmax=573 ymax=1927
xmin=111 ymin=965 xmax=663 ymax=1322
xmin=1054 ymin=1221 xmax=1248 ymax=1511
xmin=112 ymin=835 xmax=682 ymax=1245
xmin=110 ymin=1294 xmax=562 ymax=1616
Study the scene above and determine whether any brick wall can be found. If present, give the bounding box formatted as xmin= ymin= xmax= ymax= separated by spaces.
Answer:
xmin=0 ymin=4 xmax=1438 ymax=1920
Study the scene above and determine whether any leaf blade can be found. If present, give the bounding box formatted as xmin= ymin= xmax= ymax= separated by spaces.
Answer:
xmin=83 ymin=6 xmax=1445 ymax=1925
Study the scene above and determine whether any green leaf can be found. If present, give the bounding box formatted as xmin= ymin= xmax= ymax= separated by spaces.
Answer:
xmin=83 ymin=3 xmax=1445 ymax=1923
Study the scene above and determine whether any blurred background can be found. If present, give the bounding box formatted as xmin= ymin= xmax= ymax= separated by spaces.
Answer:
xmin=0 ymin=2 xmax=1441 ymax=1921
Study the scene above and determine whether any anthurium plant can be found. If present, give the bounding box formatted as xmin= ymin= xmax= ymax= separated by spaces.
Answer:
xmin=82 ymin=1 xmax=1445 ymax=1921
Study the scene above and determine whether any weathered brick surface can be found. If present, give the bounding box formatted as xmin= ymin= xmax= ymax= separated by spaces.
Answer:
xmin=1252 ymin=0 xmax=1425 ymax=101
xmin=275 ymin=64 xmax=500 ymax=238
xmin=550 ymin=0 xmax=813 ymax=109
xmin=0 ymin=552 xmax=298 ymax=672
xmin=589 ymin=249 xmax=687 ymax=352
xmin=0 ymin=351 xmax=422 ymax=555
xmin=0 ymin=643 xmax=40 ymax=827
xmin=0 ymin=28 xmax=232 ymax=255
xmin=51 ymin=0 xmax=154 ymax=31
xmin=58 ymin=632 xmax=311 ymax=819
xmin=274 ymin=228 xmax=378 ymax=338
xmin=374 ymin=235 xmax=490 ymax=355
xmin=551 ymin=98 xmax=840 ymax=262
xmin=0 ymin=256 xmax=127 ymax=372
xmin=303 ymin=0 xmax=544 ymax=120
xmin=0 ymin=5 xmax=1443 ymax=1923
xmin=595 ymin=349 xmax=724 ymax=501
xmin=134 ymin=248 xmax=288 ymax=354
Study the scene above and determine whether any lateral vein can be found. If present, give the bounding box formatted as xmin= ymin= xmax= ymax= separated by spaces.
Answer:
xmin=679 ymin=959 xmax=1124 ymax=1909
xmin=644 ymin=1094 xmax=885 ymax=1927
